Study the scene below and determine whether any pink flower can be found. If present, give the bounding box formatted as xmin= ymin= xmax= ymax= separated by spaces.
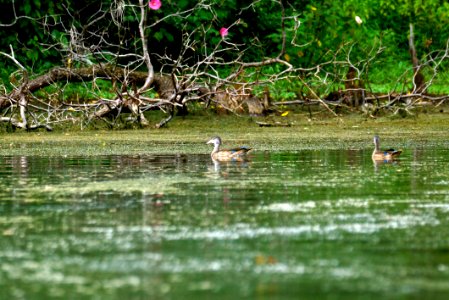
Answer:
xmin=219 ymin=27 xmax=229 ymax=38
xmin=149 ymin=0 xmax=161 ymax=10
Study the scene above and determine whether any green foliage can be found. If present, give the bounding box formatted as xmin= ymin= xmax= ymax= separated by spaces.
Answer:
xmin=1 ymin=0 xmax=449 ymax=98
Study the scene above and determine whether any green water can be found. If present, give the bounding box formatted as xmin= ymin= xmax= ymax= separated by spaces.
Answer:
xmin=1 ymin=149 xmax=449 ymax=299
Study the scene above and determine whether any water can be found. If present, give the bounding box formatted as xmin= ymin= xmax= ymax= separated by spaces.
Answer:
xmin=1 ymin=149 xmax=449 ymax=299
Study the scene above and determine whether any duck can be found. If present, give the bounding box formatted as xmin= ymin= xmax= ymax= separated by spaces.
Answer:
xmin=372 ymin=135 xmax=402 ymax=161
xmin=206 ymin=136 xmax=252 ymax=161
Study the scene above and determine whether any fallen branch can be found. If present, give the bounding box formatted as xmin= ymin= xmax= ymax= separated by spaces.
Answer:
xmin=256 ymin=121 xmax=291 ymax=127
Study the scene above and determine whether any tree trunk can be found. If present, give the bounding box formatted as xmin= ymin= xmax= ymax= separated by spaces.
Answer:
xmin=409 ymin=23 xmax=425 ymax=93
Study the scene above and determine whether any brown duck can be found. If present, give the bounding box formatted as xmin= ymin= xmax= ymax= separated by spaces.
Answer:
xmin=372 ymin=135 xmax=402 ymax=161
xmin=206 ymin=136 xmax=252 ymax=161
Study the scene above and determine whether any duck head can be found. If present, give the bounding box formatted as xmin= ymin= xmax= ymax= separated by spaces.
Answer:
xmin=206 ymin=136 xmax=222 ymax=147
xmin=373 ymin=135 xmax=380 ymax=149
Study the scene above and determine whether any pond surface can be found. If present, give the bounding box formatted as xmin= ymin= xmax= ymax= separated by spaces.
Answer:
xmin=1 ymin=149 xmax=449 ymax=299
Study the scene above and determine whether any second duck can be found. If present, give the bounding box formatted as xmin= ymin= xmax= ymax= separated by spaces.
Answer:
xmin=372 ymin=135 xmax=402 ymax=161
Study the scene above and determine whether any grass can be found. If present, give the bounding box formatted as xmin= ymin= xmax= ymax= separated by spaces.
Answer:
xmin=1 ymin=111 xmax=449 ymax=156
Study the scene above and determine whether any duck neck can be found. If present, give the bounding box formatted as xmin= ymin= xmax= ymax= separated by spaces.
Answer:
xmin=373 ymin=139 xmax=380 ymax=154
xmin=211 ymin=143 xmax=220 ymax=156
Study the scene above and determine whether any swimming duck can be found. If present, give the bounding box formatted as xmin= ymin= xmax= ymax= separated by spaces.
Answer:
xmin=206 ymin=136 xmax=252 ymax=161
xmin=372 ymin=135 xmax=402 ymax=161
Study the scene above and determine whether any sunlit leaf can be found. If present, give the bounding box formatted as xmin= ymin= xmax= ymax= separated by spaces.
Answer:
xmin=154 ymin=31 xmax=164 ymax=41
xmin=255 ymin=254 xmax=265 ymax=265
xmin=255 ymin=254 xmax=278 ymax=265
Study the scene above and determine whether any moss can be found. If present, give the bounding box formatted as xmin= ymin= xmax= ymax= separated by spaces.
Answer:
xmin=1 ymin=112 xmax=449 ymax=156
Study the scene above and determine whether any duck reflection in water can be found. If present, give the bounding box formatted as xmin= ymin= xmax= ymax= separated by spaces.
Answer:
xmin=210 ymin=157 xmax=251 ymax=173
xmin=372 ymin=156 xmax=401 ymax=172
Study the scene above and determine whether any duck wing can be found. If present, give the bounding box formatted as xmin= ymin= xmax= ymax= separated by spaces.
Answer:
xmin=384 ymin=148 xmax=402 ymax=156
xmin=228 ymin=146 xmax=252 ymax=154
